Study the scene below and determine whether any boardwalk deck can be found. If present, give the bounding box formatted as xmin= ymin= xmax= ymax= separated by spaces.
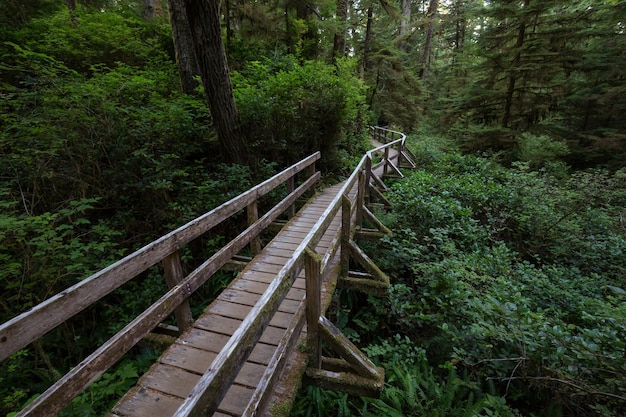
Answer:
xmin=110 ymin=184 xmax=351 ymax=417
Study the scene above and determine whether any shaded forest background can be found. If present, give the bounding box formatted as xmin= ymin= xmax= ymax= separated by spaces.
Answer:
xmin=0 ymin=0 xmax=625 ymax=416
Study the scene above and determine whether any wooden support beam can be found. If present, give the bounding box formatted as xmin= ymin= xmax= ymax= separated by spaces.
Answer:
xmin=340 ymin=195 xmax=352 ymax=279
xmin=162 ymin=251 xmax=193 ymax=333
xmin=317 ymin=316 xmax=381 ymax=380
xmin=247 ymin=201 xmax=262 ymax=255
xmin=355 ymin=169 xmax=366 ymax=229
xmin=399 ymin=150 xmax=416 ymax=169
xmin=305 ymin=247 xmax=322 ymax=370
xmin=384 ymin=159 xmax=404 ymax=179
xmin=347 ymin=240 xmax=389 ymax=287
xmin=364 ymin=156 xmax=372 ymax=206
xmin=337 ymin=275 xmax=389 ymax=294
xmin=368 ymin=185 xmax=392 ymax=209
xmin=383 ymin=146 xmax=390 ymax=177
xmin=369 ymin=170 xmax=388 ymax=192
xmin=305 ymin=367 xmax=384 ymax=398
xmin=361 ymin=206 xmax=392 ymax=237
xmin=287 ymin=177 xmax=296 ymax=219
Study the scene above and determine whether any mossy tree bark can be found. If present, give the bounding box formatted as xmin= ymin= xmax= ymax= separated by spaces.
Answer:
xmin=167 ymin=0 xmax=200 ymax=95
xmin=183 ymin=0 xmax=248 ymax=165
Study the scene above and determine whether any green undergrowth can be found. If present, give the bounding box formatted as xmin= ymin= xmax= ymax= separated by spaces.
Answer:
xmin=291 ymin=133 xmax=626 ymax=417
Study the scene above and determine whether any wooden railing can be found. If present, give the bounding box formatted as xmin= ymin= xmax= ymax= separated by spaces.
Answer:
xmin=0 ymin=153 xmax=321 ymax=417
xmin=173 ymin=127 xmax=414 ymax=416
xmin=1 ymin=127 xmax=414 ymax=417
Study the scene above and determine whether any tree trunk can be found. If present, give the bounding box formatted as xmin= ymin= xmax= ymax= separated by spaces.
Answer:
xmin=225 ymin=0 xmax=232 ymax=53
xmin=420 ymin=0 xmax=438 ymax=80
xmin=333 ymin=0 xmax=348 ymax=59
xmin=400 ymin=0 xmax=411 ymax=38
xmin=502 ymin=0 xmax=530 ymax=128
xmin=66 ymin=0 xmax=77 ymax=25
xmin=454 ymin=0 xmax=465 ymax=53
xmin=167 ymin=0 xmax=200 ymax=95
xmin=143 ymin=0 xmax=163 ymax=20
xmin=363 ymin=5 xmax=374 ymax=72
xmin=183 ymin=0 xmax=247 ymax=164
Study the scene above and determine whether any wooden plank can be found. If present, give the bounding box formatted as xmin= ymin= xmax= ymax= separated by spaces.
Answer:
xmin=243 ymin=271 xmax=306 ymax=290
xmin=180 ymin=328 xmax=230 ymax=354
xmin=207 ymin=300 xmax=250 ymax=321
xmin=160 ymin=344 xmax=216 ymax=372
xmin=172 ymin=232 xmax=311 ymax=416
xmin=194 ymin=314 xmax=241 ymax=336
xmin=241 ymin=303 xmax=306 ymax=417
xmin=113 ymin=387 xmax=183 ymax=417
xmin=141 ymin=364 xmax=200 ymax=398
xmin=230 ymin=280 xmax=305 ymax=302
xmin=217 ymin=384 xmax=255 ymax=416
xmin=220 ymin=289 xmax=261 ymax=306
xmin=262 ymin=247 xmax=297 ymax=258
xmin=249 ymin=262 xmax=285 ymax=274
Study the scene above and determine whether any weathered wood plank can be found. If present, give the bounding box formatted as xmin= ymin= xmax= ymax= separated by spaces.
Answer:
xmin=140 ymin=364 xmax=200 ymax=398
xmin=217 ymin=384 xmax=255 ymax=416
xmin=113 ymin=387 xmax=183 ymax=417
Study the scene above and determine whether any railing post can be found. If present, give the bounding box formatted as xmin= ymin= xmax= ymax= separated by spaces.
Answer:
xmin=341 ymin=195 xmax=352 ymax=278
xmin=286 ymin=177 xmax=296 ymax=219
xmin=305 ymin=247 xmax=322 ymax=369
xmin=364 ymin=156 xmax=372 ymax=206
xmin=383 ymin=146 xmax=390 ymax=177
xmin=247 ymin=201 xmax=263 ymax=255
xmin=356 ymin=169 xmax=366 ymax=229
xmin=397 ymin=139 xmax=404 ymax=167
xmin=162 ymin=250 xmax=193 ymax=333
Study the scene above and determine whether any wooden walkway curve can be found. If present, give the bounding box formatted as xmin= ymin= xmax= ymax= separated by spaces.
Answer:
xmin=111 ymin=182 xmax=351 ymax=417
xmin=0 ymin=127 xmax=416 ymax=417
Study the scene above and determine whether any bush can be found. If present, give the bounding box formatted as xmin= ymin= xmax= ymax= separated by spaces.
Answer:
xmin=368 ymin=145 xmax=626 ymax=415
xmin=233 ymin=56 xmax=368 ymax=171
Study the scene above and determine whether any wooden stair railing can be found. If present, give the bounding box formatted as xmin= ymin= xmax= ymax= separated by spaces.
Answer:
xmin=0 ymin=152 xmax=321 ymax=417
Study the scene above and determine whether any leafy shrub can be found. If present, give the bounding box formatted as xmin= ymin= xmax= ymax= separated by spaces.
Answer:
xmin=516 ymin=132 xmax=569 ymax=168
xmin=366 ymin=145 xmax=626 ymax=415
xmin=5 ymin=7 xmax=171 ymax=73
xmin=233 ymin=56 xmax=368 ymax=171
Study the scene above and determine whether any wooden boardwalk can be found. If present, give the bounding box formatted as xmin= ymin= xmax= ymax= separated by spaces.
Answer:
xmin=1 ymin=127 xmax=415 ymax=417
xmin=111 ymin=184 xmax=351 ymax=417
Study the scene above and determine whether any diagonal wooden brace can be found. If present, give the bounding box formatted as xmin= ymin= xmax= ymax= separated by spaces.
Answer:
xmin=399 ymin=150 xmax=417 ymax=169
xmin=338 ymin=239 xmax=390 ymax=293
xmin=305 ymin=316 xmax=384 ymax=397
xmin=384 ymin=159 xmax=404 ymax=179
xmin=358 ymin=205 xmax=392 ymax=238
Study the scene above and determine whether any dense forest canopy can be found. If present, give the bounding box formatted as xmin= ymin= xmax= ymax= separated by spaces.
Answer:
xmin=0 ymin=0 xmax=625 ymax=415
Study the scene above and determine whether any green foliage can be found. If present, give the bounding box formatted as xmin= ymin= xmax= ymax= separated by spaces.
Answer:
xmin=295 ymin=136 xmax=626 ymax=416
xmin=3 ymin=7 xmax=172 ymax=73
xmin=367 ymin=143 xmax=626 ymax=416
xmin=517 ymin=133 xmax=569 ymax=168
xmin=233 ymin=56 xmax=368 ymax=171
